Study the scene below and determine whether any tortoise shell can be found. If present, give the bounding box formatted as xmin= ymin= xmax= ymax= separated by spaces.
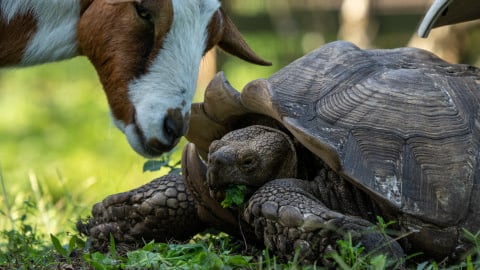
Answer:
xmin=187 ymin=41 xmax=480 ymax=228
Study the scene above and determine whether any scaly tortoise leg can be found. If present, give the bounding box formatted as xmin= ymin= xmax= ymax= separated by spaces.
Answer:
xmin=243 ymin=178 xmax=405 ymax=264
xmin=77 ymin=173 xmax=205 ymax=252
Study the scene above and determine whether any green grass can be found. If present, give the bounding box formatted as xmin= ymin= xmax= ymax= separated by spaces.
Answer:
xmin=3 ymin=196 xmax=480 ymax=269
xmin=1 ymin=158 xmax=480 ymax=269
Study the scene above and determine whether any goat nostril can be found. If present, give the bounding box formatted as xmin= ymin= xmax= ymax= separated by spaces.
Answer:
xmin=163 ymin=113 xmax=184 ymax=141
xmin=164 ymin=118 xmax=174 ymax=136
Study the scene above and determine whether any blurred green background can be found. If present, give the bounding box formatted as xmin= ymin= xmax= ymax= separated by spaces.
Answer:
xmin=1 ymin=0 xmax=480 ymax=238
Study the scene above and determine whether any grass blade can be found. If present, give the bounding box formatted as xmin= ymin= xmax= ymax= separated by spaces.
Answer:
xmin=51 ymin=233 xmax=68 ymax=257
xmin=0 ymin=164 xmax=15 ymax=230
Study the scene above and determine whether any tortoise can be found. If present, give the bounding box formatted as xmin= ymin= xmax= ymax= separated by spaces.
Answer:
xmin=78 ymin=41 xmax=480 ymax=263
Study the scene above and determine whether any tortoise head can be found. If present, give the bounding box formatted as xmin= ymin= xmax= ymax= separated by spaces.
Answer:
xmin=206 ymin=125 xmax=297 ymax=191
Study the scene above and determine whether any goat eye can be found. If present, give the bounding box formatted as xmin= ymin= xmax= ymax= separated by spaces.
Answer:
xmin=135 ymin=4 xmax=152 ymax=22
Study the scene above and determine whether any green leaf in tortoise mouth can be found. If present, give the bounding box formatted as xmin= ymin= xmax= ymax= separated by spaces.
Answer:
xmin=221 ymin=185 xmax=247 ymax=208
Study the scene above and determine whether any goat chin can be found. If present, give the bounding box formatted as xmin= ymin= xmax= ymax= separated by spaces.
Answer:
xmin=0 ymin=0 xmax=270 ymax=157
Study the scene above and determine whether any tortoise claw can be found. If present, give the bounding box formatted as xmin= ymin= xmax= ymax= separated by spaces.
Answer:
xmin=182 ymin=143 xmax=238 ymax=230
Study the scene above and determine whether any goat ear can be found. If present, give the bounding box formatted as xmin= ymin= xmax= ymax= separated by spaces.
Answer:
xmin=217 ymin=9 xmax=271 ymax=66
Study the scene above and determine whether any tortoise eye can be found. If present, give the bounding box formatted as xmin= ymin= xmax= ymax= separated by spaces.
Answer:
xmin=243 ymin=157 xmax=254 ymax=166
xmin=240 ymin=154 xmax=258 ymax=171
xmin=135 ymin=3 xmax=152 ymax=22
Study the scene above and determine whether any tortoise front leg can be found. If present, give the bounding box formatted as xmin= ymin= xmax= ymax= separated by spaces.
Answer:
xmin=77 ymin=173 xmax=205 ymax=252
xmin=243 ymin=178 xmax=405 ymax=264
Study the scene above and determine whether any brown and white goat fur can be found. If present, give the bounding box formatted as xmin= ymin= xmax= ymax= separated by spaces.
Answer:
xmin=0 ymin=0 xmax=269 ymax=157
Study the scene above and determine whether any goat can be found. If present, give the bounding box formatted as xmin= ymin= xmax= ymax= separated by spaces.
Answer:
xmin=0 ymin=0 xmax=270 ymax=157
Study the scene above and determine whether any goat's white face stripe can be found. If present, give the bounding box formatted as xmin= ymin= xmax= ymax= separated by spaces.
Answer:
xmin=123 ymin=0 xmax=220 ymax=156
xmin=0 ymin=0 xmax=79 ymax=66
